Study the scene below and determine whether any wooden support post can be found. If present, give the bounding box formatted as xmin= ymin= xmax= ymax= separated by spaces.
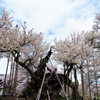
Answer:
xmin=3 ymin=54 xmax=10 ymax=97
xmin=67 ymin=65 xmax=69 ymax=100
xmin=7 ymin=56 xmax=13 ymax=100
xmin=64 ymin=63 xmax=66 ymax=93
xmin=14 ymin=47 xmax=20 ymax=100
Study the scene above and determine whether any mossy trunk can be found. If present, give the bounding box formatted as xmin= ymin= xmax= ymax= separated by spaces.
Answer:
xmin=72 ymin=90 xmax=81 ymax=100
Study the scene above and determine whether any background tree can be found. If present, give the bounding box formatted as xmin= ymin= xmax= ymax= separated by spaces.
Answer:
xmin=0 ymin=9 xmax=49 ymax=77
xmin=93 ymin=13 xmax=100 ymax=32
xmin=53 ymin=31 xmax=98 ymax=100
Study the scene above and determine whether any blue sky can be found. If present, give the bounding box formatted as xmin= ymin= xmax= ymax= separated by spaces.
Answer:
xmin=0 ymin=0 xmax=100 ymax=74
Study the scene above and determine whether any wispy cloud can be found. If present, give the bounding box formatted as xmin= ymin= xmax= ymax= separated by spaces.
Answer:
xmin=0 ymin=0 xmax=98 ymax=37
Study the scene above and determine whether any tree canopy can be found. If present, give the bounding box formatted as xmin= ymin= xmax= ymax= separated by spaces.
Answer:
xmin=1 ymin=9 xmax=100 ymax=100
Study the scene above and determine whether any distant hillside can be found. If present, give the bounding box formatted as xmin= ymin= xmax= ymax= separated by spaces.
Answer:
xmin=0 ymin=74 xmax=4 ymax=80
xmin=0 ymin=74 xmax=4 ymax=76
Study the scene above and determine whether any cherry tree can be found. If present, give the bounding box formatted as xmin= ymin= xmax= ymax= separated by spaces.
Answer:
xmin=0 ymin=9 xmax=67 ymax=99
xmin=0 ymin=9 xmax=49 ymax=77
xmin=0 ymin=9 xmax=51 ymax=98
xmin=1 ymin=9 xmax=100 ymax=100
xmin=53 ymin=31 xmax=98 ymax=100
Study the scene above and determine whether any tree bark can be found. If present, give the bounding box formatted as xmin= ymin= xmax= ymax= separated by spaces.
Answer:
xmin=63 ymin=63 xmax=66 ymax=93
xmin=93 ymin=55 xmax=99 ymax=100
xmin=81 ymin=67 xmax=85 ymax=100
xmin=64 ymin=67 xmax=81 ymax=100
xmin=87 ymin=60 xmax=92 ymax=100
